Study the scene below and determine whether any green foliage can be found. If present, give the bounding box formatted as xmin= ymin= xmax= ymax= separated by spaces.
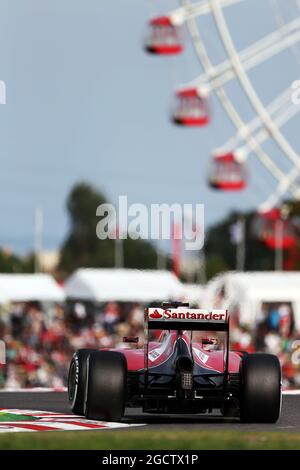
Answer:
xmin=0 ymin=429 xmax=300 ymax=450
xmin=59 ymin=182 xmax=115 ymax=273
xmin=205 ymin=254 xmax=229 ymax=280
xmin=123 ymin=238 xmax=158 ymax=270
xmin=5 ymin=180 xmax=300 ymax=279
xmin=59 ymin=182 xmax=158 ymax=275
xmin=204 ymin=209 xmax=282 ymax=279
xmin=0 ymin=251 xmax=34 ymax=273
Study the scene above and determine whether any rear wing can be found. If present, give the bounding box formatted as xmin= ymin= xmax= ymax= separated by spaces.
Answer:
xmin=143 ymin=306 xmax=230 ymax=381
xmin=145 ymin=307 xmax=229 ymax=331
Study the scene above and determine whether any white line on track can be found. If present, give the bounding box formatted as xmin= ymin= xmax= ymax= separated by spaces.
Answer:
xmin=0 ymin=387 xmax=299 ymax=395
xmin=1 ymin=387 xmax=300 ymax=394
xmin=0 ymin=387 xmax=67 ymax=393
xmin=0 ymin=409 xmax=145 ymax=433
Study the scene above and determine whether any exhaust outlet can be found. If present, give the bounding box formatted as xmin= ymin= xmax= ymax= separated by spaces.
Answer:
xmin=176 ymin=355 xmax=193 ymax=373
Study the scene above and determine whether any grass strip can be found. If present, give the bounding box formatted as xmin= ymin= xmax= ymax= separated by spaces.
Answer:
xmin=0 ymin=429 xmax=299 ymax=450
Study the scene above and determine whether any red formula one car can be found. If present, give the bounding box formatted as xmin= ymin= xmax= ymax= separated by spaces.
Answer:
xmin=68 ymin=302 xmax=282 ymax=423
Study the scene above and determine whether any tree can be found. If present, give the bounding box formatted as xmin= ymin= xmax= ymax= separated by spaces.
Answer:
xmin=59 ymin=182 xmax=158 ymax=275
xmin=205 ymin=254 xmax=229 ymax=281
xmin=123 ymin=238 xmax=157 ymax=270
xmin=204 ymin=210 xmax=280 ymax=279
xmin=0 ymin=250 xmax=34 ymax=273
xmin=59 ymin=183 xmax=114 ymax=273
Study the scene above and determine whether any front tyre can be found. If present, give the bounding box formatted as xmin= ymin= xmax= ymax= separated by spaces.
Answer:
xmin=68 ymin=349 xmax=97 ymax=415
xmin=240 ymin=353 xmax=281 ymax=423
xmin=85 ymin=351 xmax=127 ymax=422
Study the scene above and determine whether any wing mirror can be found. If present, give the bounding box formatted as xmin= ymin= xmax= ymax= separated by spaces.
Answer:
xmin=202 ymin=337 xmax=218 ymax=346
xmin=202 ymin=338 xmax=213 ymax=345
xmin=123 ymin=336 xmax=139 ymax=344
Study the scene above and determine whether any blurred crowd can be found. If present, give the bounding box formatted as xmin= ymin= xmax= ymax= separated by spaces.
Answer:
xmin=230 ymin=302 xmax=300 ymax=388
xmin=0 ymin=300 xmax=299 ymax=389
xmin=0 ymin=301 xmax=144 ymax=389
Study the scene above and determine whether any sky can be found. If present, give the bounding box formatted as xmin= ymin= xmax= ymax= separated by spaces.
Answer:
xmin=0 ymin=0 xmax=299 ymax=254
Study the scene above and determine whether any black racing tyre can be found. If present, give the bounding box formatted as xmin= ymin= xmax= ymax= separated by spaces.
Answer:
xmin=240 ymin=353 xmax=282 ymax=423
xmin=68 ymin=349 xmax=97 ymax=415
xmin=222 ymin=406 xmax=239 ymax=419
xmin=85 ymin=351 xmax=127 ymax=422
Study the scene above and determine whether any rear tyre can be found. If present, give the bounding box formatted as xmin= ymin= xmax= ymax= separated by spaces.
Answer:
xmin=85 ymin=351 xmax=127 ymax=421
xmin=222 ymin=406 xmax=239 ymax=418
xmin=68 ymin=349 xmax=97 ymax=415
xmin=240 ymin=353 xmax=281 ymax=423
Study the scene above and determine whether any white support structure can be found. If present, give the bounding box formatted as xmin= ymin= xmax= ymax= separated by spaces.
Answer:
xmin=215 ymin=88 xmax=293 ymax=154
xmin=170 ymin=0 xmax=244 ymax=25
xmin=181 ymin=0 xmax=300 ymax=201
xmin=259 ymin=165 xmax=300 ymax=212
xmin=270 ymin=0 xmax=300 ymax=69
xmin=209 ymin=0 xmax=300 ymax=207
xmin=147 ymin=0 xmax=300 ymax=208
xmin=217 ymin=89 xmax=300 ymax=159
xmin=182 ymin=17 xmax=300 ymax=92
xmin=239 ymin=101 xmax=300 ymax=159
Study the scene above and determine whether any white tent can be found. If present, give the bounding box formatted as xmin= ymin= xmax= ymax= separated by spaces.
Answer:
xmin=64 ymin=268 xmax=185 ymax=303
xmin=0 ymin=274 xmax=65 ymax=304
xmin=181 ymin=284 xmax=203 ymax=307
xmin=204 ymin=272 xmax=300 ymax=329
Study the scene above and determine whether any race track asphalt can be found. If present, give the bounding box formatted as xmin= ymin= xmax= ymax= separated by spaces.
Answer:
xmin=0 ymin=392 xmax=299 ymax=432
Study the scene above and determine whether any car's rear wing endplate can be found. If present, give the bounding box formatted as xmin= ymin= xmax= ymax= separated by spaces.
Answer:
xmin=145 ymin=308 xmax=229 ymax=331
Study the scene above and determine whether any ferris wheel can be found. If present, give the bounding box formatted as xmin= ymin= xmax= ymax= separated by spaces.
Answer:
xmin=144 ymin=0 xmax=300 ymax=250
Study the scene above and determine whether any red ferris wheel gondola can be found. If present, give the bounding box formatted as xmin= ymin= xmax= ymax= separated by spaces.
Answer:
xmin=172 ymin=87 xmax=210 ymax=127
xmin=253 ymin=208 xmax=297 ymax=250
xmin=209 ymin=152 xmax=247 ymax=191
xmin=145 ymin=16 xmax=183 ymax=55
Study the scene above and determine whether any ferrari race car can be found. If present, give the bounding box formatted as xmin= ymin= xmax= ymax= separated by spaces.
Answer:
xmin=68 ymin=302 xmax=282 ymax=423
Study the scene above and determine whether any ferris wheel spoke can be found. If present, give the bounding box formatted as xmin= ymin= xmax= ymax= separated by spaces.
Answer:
xmin=183 ymin=16 xmax=300 ymax=92
xmin=234 ymin=104 xmax=300 ymax=201
xmin=217 ymin=90 xmax=300 ymax=166
xmin=260 ymin=164 xmax=300 ymax=212
xmin=270 ymin=0 xmax=300 ymax=68
xmin=239 ymin=101 xmax=300 ymax=159
xmin=209 ymin=0 xmax=300 ymax=201
xmin=169 ymin=0 xmax=245 ymax=25
xmin=144 ymin=1 xmax=300 ymax=210
xmin=215 ymin=88 xmax=292 ymax=154
xmin=211 ymin=26 xmax=300 ymax=89
xmin=181 ymin=0 xmax=300 ymax=200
